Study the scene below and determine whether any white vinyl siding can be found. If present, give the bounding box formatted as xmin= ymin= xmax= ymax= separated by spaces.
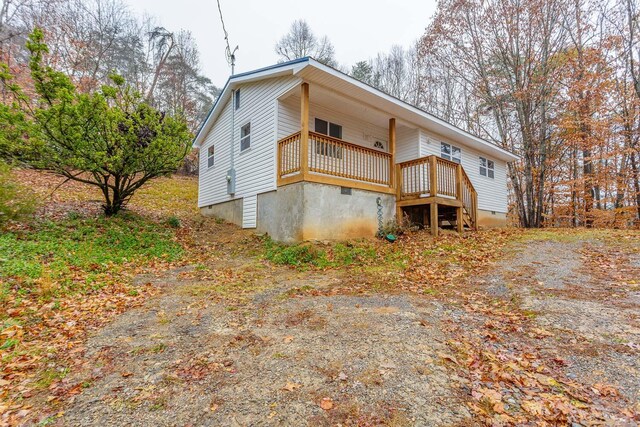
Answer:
xmin=198 ymin=98 xmax=233 ymax=207
xmin=242 ymin=195 xmax=257 ymax=228
xmin=419 ymin=130 xmax=508 ymax=213
xmin=198 ymin=75 xmax=301 ymax=208
xmin=396 ymin=127 xmax=420 ymax=163
xmin=277 ymin=96 xmax=389 ymax=150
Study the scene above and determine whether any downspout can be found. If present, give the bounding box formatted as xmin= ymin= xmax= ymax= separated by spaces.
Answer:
xmin=226 ymin=88 xmax=236 ymax=195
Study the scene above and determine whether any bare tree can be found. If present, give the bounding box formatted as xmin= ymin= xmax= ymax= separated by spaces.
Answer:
xmin=0 ymin=0 xmax=218 ymax=135
xmin=274 ymin=19 xmax=336 ymax=66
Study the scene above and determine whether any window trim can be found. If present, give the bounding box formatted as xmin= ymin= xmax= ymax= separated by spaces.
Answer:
xmin=234 ymin=89 xmax=240 ymax=111
xmin=240 ymin=122 xmax=251 ymax=152
xmin=441 ymin=142 xmax=461 ymax=164
xmin=479 ymin=156 xmax=495 ymax=179
xmin=207 ymin=145 xmax=215 ymax=168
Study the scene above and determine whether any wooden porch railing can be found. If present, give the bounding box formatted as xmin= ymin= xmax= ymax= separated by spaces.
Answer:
xmin=308 ymin=132 xmax=391 ymax=185
xmin=277 ymin=131 xmax=301 ymax=177
xmin=277 ymin=131 xmax=478 ymax=231
xmin=397 ymin=155 xmax=478 ymax=228
xmin=277 ymin=130 xmax=393 ymax=192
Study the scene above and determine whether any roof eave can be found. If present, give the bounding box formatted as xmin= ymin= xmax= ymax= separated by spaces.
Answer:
xmin=192 ymin=57 xmax=310 ymax=148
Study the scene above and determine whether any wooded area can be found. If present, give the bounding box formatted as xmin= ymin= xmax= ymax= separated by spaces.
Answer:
xmin=343 ymin=0 xmax=640 ymax=228
xmin=0 ymin=0 xmax=219 ymax=143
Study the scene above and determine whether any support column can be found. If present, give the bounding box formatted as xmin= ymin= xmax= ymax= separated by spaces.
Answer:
xmin=429 ymin=155 xmax=437 ymax=197
xmin=395 ymin=165 xmax=403 ymax=224
xmin=430 ymin=202 xmax=439 ymax=237
xmin=300 ymin=83 xmax=310 ymax=179
xmin=455 ymin=164 xmax=463 ymax=200
xmin=456 ymin=164 xmax=464 ymax=234
xmin=388 ymin=118 xmax=396 ymax=188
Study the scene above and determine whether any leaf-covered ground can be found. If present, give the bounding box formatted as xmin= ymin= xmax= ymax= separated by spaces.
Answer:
xmin=1 ymin=170 xmax=639 ymax=426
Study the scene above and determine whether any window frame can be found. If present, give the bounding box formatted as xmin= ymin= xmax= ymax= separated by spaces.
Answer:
xmin=440 ymin=142 xmax=461 ymax=164
xmin=240 ymin=122 xmax=251 ymax=152
xmin=314 ymin=118 xmax=342 ymax=139
xmin=314 ymin=118 xmax=343 ymax=159
xmin=479 ymin=156 xmax=495 ymax=179
xmin=207 ymin=145 xmax=215 ymax=168
xmin=234 ymin=89 xmax=240 ymax=111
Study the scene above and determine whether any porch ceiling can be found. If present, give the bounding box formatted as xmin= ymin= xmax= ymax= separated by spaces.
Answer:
xmin=279 ymin=84 xmax=409 ymax=132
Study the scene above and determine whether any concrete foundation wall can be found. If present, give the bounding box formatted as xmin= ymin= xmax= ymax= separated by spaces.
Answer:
xmin=300 ymin=182 xmax=395 ymax=242
xmin=477 ymin=209 xmax=507 ymax=228
xmin=200 ymin=183 xmax=503 ymax=241
xmin=200 ymin=198 xmax=243 ymax=225
xmin=257 ymin=185 xmax=305 ymax=242
xmin=257 ymin=181 xmax=395 ymax=243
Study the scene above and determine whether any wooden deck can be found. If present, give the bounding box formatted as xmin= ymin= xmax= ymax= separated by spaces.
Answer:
xmin=277 ymin=129 xmax=478 ymax=235
xmin=275 ymin=82 xmax=477 ymax=235
xmin=396 ymin=155 xmax=477 ymax=235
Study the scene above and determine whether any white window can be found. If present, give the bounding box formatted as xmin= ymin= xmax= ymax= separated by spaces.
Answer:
xmin=441 ymin=142 xmax=461 ymax=163
xmin=240 ymin=123 xmax=251 ymax=151
xmin=234 ymin=89 xmax=240 ymax=110
xmin=207 ymin=145 xmax=215 ymax=168
xmin=314 ymin=118 xmax=342 ymax=158
xmin=479 ymin=156 xmax=495 ymax=178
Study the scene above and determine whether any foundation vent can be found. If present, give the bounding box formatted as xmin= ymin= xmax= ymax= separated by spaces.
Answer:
xmin=340 ymin=187 xmax=352 ymax=195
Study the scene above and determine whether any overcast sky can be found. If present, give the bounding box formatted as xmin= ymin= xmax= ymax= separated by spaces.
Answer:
xmin=126 ymin=0 xmax=437 ymax=88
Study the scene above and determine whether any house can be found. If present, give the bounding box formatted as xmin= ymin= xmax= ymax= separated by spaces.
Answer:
xmin=193 ymin=57 xmax=519 ymax=242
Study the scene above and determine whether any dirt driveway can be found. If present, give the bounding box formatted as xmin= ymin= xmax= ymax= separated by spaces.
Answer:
xmin=53 ymin=231 xmax=639 ymax=426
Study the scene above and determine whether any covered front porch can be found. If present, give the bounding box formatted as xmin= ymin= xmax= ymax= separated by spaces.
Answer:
xmin=276 ymin=82 xmax=478 ymax=235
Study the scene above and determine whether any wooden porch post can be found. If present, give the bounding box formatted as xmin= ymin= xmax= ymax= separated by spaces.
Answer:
xmin=472 ymin=191 xmax=478 ymax=230
xmin=388 ymin=118 xmax=396 ymax=188
xmin=430 ymin=202 xmax=439 ymax=237
xmin=455 ymin=164 xmax=463 ymax=234
xmin=430 ymin=156 xmax=438 ymax=237
xmin=300 ymin=83 xmax=310 ymax=179
xmin=429 ymin=155 xmax=437 ymax=197
xmin=455 ymin=164 xmax=463 ymax=200
xmin=395 ymin=164 xmax=402 ymax=224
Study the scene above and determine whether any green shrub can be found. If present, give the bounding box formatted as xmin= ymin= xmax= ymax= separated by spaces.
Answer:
xmin=66 ymin=211 xmax=83 ymax=221
xmin=0 ymin=162 xmax=36 ymax=227
xmin=166 ymin=216 xmax=181 ymax=228
xmin=0 ymin=215 xmax=183 ymax=296
xmin=331 ymin=242 xmax=377 ymax=265
xmin=262 ymin=237 xmax=328 ymax=267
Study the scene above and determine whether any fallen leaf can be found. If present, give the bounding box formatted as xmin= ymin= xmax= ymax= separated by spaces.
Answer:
xmin=282 ymin=382 xmax=301 ymax=392
xmin=320 ymin=397 xmax=334 ymax=410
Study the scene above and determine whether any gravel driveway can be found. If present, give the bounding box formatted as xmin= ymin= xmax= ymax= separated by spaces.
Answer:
xmin=51 ymin=231 xmax=639 ymax=426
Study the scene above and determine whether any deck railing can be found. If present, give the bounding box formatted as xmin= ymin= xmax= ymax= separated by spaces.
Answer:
xmin=277 ymin=132 xmax=478 ymax=228
xmin=277 ymin=131 xmax=392 ymax=190
xmin=397 ymin=155 xmax=478 ymax=227
xmin=460 ymin=167 xmax=477 ymax=227
xmin=277 ymin=131 xmax=301 ymax=177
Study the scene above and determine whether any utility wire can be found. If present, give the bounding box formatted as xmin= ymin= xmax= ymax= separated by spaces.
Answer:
xmin=216 ymin=0 xmax=238 ymax=74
